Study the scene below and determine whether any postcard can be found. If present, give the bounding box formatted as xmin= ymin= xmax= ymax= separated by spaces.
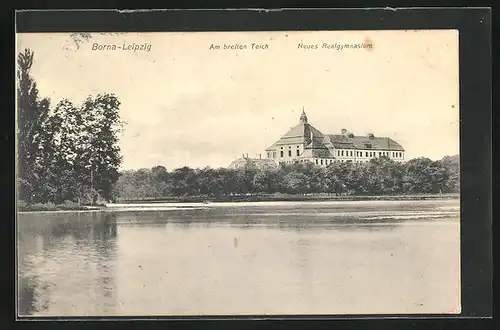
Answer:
xmin=16 ymin=28 xmax=461 ymax=317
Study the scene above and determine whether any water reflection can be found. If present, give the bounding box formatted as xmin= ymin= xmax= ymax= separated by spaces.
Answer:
xmin=108 ymin=204 xmax=457 ymax=233
xmin=18 ymin=213 xmax=118 ymax=316
xmin=17 ymin=200 xmax=460 ymax=316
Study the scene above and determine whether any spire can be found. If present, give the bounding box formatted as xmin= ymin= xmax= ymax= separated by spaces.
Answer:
xmin=300 ymin=107 xmax=308 ymax=124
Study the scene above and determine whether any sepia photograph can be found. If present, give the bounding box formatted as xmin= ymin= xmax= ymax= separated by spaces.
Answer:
xmin=16 ymin=28 xmax=461 ymax=317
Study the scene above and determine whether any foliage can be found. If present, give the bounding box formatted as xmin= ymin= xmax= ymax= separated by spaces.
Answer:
xmin=112 ymin=155 xmax=460 ymax=200
xmin=17 ymin=49 xmax=124 ymax=205
xmin=17 ymin=48 xmax=52 ymax=203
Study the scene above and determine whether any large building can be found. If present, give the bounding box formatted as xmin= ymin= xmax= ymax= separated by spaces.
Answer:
xmin=264 ymin=110 xmax=405 ymax=166
xmin=228 ymin=154 xmax=278 ymax=170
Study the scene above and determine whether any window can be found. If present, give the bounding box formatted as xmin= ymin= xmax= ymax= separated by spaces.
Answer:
xmin=280 ymin=151 xmax=284 ymax=157
xmin=365 ymin=152 xmax=368 ymax=157
xmin=379 ymin=152 xmax=381 ymax=156
xmin=341 ymin=150 xmax=344 ymax=156
xmin=315 ymin=159 xmax=318 ymax=165
xmin=296 ymin=149 xmax=300 ymax=156
xmin=330 ymin=159 xmax=333 ymax=164
xmin=320 ymin=159 xmax=323 ymax=165
xmin=288 ymin=150 xmax=292 ymax=157
xmin=273 ymin=152 xmax=276 ymax=158
xmin=267 ymin=152 xmax=270 ymax=158
xmin=350 ymin=151 xmax=353 ymax=157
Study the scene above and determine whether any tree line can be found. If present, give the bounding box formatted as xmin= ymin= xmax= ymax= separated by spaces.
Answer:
xmin=112 ymin=155 xmax=460 ymax=201
xmin=17 ymin=49 xmax=124 ymax=205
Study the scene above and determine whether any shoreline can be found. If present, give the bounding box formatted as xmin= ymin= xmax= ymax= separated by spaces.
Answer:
xmin=18 ymin=194 xmax=459 ymax=213
xmin=116 ymin=193 xmax=460 ymax=204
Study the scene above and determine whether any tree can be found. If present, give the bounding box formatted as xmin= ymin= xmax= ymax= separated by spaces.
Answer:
xmin=17 ymin=49 xmax=51 ymax=202
xmin=282 ymin=171 xmax=309 ymax=194
xmin=252 ymin=168 xmax=282 ymax=194
xmin=170 ymin=166 xmax=198 ymax=196
xmin=78 ymin=94 xmax=124 ymax=201
xmin=440 ymin=155 xmax=460 ymax=193
xmin=403 ymin=158 xmax=434 ymax=193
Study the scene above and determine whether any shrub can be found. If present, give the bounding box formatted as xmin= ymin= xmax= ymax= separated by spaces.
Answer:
xmin=19 ymin=202 xmax=57 ymax=212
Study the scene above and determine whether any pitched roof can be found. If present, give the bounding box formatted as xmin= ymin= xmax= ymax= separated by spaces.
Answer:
xmin=265 ymin=143 xmax=277 ymax=151
xmin=305 ymin=137 xmax=328 ymax=149
xmin=301 ymin=148 xmax=335 ymax=158
xmin=266 ymin=122 xmax=324 ymax=150
xmin=327 ymin=134 xmax=405 ymax=151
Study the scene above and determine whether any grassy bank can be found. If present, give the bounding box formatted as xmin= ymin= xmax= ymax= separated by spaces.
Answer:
xmin=117 ymin=193 xmax=460 ymax=204
xmin=18 ymin=193 xmax=459 ymax=212
xmin=17 ymin=201 xmax=105 ymax=212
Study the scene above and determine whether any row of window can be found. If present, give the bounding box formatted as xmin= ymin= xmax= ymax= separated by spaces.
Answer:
xmin=278 ymin=158 xmax=377 ymax=166
xmin=313 ymin=159 xmax=369 ymax=165
xmin=337 ymin=150 xmax=403 ymax=158
xmin=268 ymin=148 xmax=403 ymax=159
xmin=267 ymin=149 xmax=300 ymax=158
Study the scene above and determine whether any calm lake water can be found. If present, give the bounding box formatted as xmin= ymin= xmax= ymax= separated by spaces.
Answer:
xmin=17 ymin=200 xmax=461 ymax=316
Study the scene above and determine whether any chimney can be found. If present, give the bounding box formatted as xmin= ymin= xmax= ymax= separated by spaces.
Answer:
xmin=367 ymin=133 xmax=375 ymax=139
xmin=341 ymin=128 xmax=347 ymax=136
xmin=259 ymin=153 xmax=261 ymax=159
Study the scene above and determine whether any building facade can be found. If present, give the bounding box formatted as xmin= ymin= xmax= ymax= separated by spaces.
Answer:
xmin=265 ymin=110 xmax=405 ymax=166
xmin=228 ymin=154 xmax=278 ymax=170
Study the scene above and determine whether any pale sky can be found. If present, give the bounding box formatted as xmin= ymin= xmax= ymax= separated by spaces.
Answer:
xmin=16 ymin=30 xmax=459 ymax=170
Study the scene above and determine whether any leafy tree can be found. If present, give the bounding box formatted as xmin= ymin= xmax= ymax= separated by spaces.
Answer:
xmin=170 ymin=166 xmax=198 ymax=196
xmin=17 ymin=48 xmax=51 ymax=202
xmin=78 ymin=94 xmax=124 ymax=200
xmin=403 ymin=158 xmax=434 ymax=193
xmin=441 ymin=155 xmax=460 ymax=193
xmin=282 ymin=171 xmax=309 ymax=194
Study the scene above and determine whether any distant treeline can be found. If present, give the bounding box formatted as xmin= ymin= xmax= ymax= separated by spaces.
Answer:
xmin=112 ymin=155 xmax=460 ymax=200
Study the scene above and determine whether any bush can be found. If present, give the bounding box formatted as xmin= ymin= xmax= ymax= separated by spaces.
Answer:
xmin=56 ymin=200 xmax=87 ymax=210
xmin=19 ymin=202 xmax=57 ymax=212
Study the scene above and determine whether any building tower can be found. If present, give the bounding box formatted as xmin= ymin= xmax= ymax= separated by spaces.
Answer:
xmin=300 ymin=108 xmax=308 ymax=124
